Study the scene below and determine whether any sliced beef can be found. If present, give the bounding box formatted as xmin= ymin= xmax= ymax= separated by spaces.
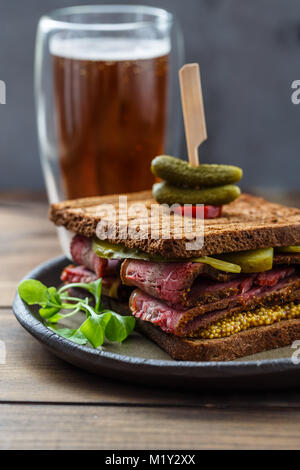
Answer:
xmin=256 ymin=267 xmax=294 ymax=286
xmin=71 ymin=234 xmax=120 ymax=277
xmin=122 ymin=258 xmax=296 ymax=308
xmin=121 ymin=259 xmax=201 ymax=307
xmin=71 ymin=235 xmax=300 ymax=279
xmin=129 ymin=275 xmax=300 ymax=337
xmin=130 ymin=290 xmax=183 ymax=335
xmin=71 ymin=235 xmax=107 ymax=277
xmin=187 ymin=276 xmax=253 ymax=305
xmin=61 ymin=265 xmax=98 ymax=283
xmin=68 ymin=235 xmax=300 ymax=310
xmin=121 ymin=259 xmax=243 ymax=308
xmin=61 ymin=265 xmax=132 ymax=301
xmin=63 ymin=235 xmax=125 ymax=299
xmin=61 ymin=263 xmax=122 ymax=285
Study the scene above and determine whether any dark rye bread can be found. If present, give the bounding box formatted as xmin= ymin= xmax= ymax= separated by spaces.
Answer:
xmin=274 ymin=253 xmax=300 ymax=265
xmin=137 ymin=318 xmax=300 ymax=361
xmin=49 ymin=191 xmax=300 ymax=258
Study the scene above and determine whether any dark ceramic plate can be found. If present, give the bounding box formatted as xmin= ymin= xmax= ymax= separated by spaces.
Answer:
xmin=13 ymin=256 xmax=300 ymax=390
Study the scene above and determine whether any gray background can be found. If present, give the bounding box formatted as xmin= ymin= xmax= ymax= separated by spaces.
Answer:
xmin=0 ymin=0 xmax=300 ymax=192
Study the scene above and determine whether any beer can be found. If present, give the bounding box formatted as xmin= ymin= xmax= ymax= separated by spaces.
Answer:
xmin=51 ymin=36 xmax=170 ymax=199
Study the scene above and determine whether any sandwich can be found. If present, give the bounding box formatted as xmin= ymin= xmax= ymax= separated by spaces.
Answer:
xmin=49 ymin=189 xmax=300 ymax=361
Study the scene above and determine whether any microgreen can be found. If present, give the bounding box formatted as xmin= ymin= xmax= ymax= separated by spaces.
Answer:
xmin=104 ymin=311 xmax=136 ymax=342
xmin=49 ymin=327 xmax=88 ymax=345
xmin=80 ymin=311 xmax=112 ymax=348
xmin=18 ymin=278 xmax=135 ymax=348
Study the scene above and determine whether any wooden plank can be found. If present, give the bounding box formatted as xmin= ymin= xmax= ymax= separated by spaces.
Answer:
xmin=1 ymin=404 xmax=300 ymax=450
xmin=1 ymin=309 xmax=225 ymax=405
xmin=1 ymin=309 xmax=188 ymax=405
xmin=2 ymin=310 xmax=300 ymax=407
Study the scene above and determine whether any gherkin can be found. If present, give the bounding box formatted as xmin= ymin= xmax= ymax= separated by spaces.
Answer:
xmin=219 ymin=247 xmax=274 ymax=273
xmin=151 ymin=155 xmax=243 ymax=188
xmin=276 ymin=246 xmax=300 ymax=253
xmin=152 ymin=181 xmax=241 ymax=206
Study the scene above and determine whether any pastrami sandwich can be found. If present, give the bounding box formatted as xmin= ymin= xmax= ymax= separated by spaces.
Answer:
xmin=50 ymin=190 xmax=300 ymax=361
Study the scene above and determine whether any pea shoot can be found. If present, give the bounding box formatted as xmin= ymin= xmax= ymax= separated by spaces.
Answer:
xmin=18 ymin=278 xmax=135 ymax=347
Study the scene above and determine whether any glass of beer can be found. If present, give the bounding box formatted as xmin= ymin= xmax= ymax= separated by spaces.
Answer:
xmin=35 ymin=5 xmax=184 ymax=202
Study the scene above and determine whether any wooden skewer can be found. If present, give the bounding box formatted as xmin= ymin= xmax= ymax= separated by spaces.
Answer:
xmin=179 ymin=63 xmax=207 ymax=166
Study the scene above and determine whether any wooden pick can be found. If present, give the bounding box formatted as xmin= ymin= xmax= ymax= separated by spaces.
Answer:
xmin=179 ymin=63 xmax=207 ymax=166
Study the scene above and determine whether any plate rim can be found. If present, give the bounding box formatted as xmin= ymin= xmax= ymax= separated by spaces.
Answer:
xmin=12 ymin=255 xmax=300 ymax=374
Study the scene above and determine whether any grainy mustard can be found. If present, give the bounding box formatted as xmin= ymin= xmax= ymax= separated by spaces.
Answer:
xmin=199 ymin=302 xmax=300 ymax=339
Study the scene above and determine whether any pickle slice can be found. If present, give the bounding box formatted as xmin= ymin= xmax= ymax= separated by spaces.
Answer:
xmin=151 ymin=155 xmax=243 ymax=188
xmin=93 ymin=239 xmax=240 ymax=271
xmin=276 ymin=246 xmax=300 ymax=253
xmin=92 ymin=239 xmax=272 ymax=274
xmin=153 ymin=181 xmax=241 ymax=206
xmin=191 ymin=256 xmax=241 ymax=273
xmin=219 ymin=247 xmax=274 ymax=273
xmin=93 ymin=239 xmax=155 ymax=261
xmin=92 ymin=239 xmax=174 ymax=262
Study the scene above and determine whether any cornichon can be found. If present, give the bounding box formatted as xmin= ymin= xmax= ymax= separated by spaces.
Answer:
xmin=191 ymin=256 xmax=241 ymax=273
xmin=92 ymin=239 xmax=174 ymax=262
xmin=276 ymin=246 xmax=300 ymax=253
xmin=151 ymin=155 xmax=243 ymax=188
xmin=93 ymin=239 xmax=274 ymax=274
xmin=152 ymin=181 xmax=241 ymax=205
xmin=93 ymin=239 xmax=241 ymax=271
xmin=219 ymin=247 xmax=274 ymax=273
xmin=93 ymin=239 xmax=277 ymax=274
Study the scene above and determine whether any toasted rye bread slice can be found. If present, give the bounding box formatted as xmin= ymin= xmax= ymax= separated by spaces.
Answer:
xmin=49 ymin=192 xmax=300 ymax=258
xmin=137 ymin=318 xmax=300 ymax=361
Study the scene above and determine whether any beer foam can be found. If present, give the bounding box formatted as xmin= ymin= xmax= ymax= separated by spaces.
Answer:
xmin=50 ymin=36 xmax=171 ymax=61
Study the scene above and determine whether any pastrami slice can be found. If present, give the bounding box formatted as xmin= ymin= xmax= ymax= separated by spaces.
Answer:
xmin=121 ymin=259 xmax=202 ymax=306
xmin=122 ymin=256 xmax=296 ymax=308
xmin=129 ymin=290 xmax=183 ymax=335
xmin=129 ymin=275 xmax=300 ymax=337
xmin=70 ymin=234 xmax=120 ymax=277
xmin=61 ymin=265 xmax=98 ymax=284
xmin=71 ymin=234 xmax=107 ymax=277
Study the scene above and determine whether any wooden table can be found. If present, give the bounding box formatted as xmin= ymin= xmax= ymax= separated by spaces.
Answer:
xmin=1 ymin=193 xmax=300 ymax=450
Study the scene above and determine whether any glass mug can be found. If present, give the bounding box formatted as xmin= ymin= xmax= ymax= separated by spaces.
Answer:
xmin=35 ymin=5 xmax=184 ymax=203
